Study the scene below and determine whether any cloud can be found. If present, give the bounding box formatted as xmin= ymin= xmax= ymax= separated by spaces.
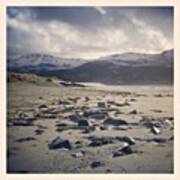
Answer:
xmin=94 ymin=7 xmax=107 ymax=15
xmin=7 ymin=7 xmax=173 ymax=59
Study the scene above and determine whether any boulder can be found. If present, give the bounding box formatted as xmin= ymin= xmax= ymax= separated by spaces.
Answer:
xmin=48 ymin=137 xmax=72 ymax=150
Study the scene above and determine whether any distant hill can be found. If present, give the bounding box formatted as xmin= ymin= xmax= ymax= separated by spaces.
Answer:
xmin=7 ymin=49 xmax=174 ymax=85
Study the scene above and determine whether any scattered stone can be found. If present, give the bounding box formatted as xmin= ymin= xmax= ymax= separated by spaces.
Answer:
xmin=83 ymin=110 xmax=108 ymax=120
xmin=154 ymin=94 xmax=163 ymax=98
xmin=151 ymin=126 xmax=161 ymax=134
xmin=72 ymin=151 xmax=84 ymax=158
xmin=151 ymin=138 xmax=167 ymax=143
xmin=69 ymin=114 xmax=81 ymax=122
xmin=38 ymin=104 xmax=48 ymax=109
xmin=116 ymin=136 xmax=136 ymax=145
xmin=82 ymin=126 xmax=95 ymax=134
xmin=129 ymin=98 xmax=136 ymax=102
xmin=16 ymin=137 xmax=36 ymax=143
xmin=107 ymin=101 xmax=130 ymax=107
xmin=13 ymin=120 xmax=34 ymax=126
xmin=113 ymin=125 xmax=129 ymax=131
xmin=85 ymin=97 xmax=90 ymax=102
xmin=97 ymin=102 xmax=106 ymax=108
xmin=91 ymin=161 xmax=104 ymax=168
xmin=48 ymin=137 xmax=72 ymax=150
xmin=88 ymin=136 xmax=115 ymax=147
xmin=169 ymin=136 xmax=174 ymax=141
xmin=128 ymin=110 xmax=137 ymax=114
xmin=78 ymin=119 xmax=89 ymax=127
xmin=113 ymin=145 xmax=137 ymax=157
xmin=104 ymin=117 xmax=128 ymax=126
xmin=151 ymin=109 xmax=162 ymax=113
xmin=35 ymin=129 xmax=44 ymax=135
xmin=99 ymin=125 xmax=109 ymax=131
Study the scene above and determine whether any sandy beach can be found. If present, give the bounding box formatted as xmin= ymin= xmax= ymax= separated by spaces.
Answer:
xmin=7 ymin=75 xmax=174 ymax=173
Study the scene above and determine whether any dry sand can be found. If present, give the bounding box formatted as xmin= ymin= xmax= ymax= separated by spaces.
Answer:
xmin=7 ymin=80 xmax=174 ymax=173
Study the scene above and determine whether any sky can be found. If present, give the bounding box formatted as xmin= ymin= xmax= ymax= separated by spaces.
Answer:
xmin=7 ymin=6 xmax=173 ymax=59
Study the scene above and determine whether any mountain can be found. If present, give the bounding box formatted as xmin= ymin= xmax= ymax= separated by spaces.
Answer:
xmin=7 ymin=53 xmax=88 ymax=72
xmin=7 ymin=49 xmax=174 ymax=85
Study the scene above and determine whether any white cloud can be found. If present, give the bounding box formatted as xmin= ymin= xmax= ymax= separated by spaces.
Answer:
xmin=7 ymin=11 xmax=173 ymax=59
xmin=94 ymin=7 xmax=107 ymax=15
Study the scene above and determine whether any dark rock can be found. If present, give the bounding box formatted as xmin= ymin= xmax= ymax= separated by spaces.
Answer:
xmin=97 ymin=102 xmax=106 ymax=108
xmin=91 ymin=161 xmax=104 ymax=168
xmin=78 ymin=119 xmax=89 ymax=127
xmin=169 ymin=136 xmax=174 ymax=141
xmin=113 ymin=145 xmax=137 ymax=157
xmin=48 ymin=137 xmax=72 ymax=150
xmin=38 ymin=104 xmax=48 ymax=109
xmin=83 ymin=110 xmax=108 ymax=120
xmin=151 ymin=138 xmax=167 ymax=143
xmin=13 ymin=120 xmax=34 ymax=126
xmin=128 ymin=110 xmax=137 ymax=114
xmin=35 ymin=129 xmax=44 ymax=135
xmin=104 ymin=117 xmax=128 ymax=126
xmin=69 ymin=114 xmax=81 ymax=122
xmin=16 ymin=137 xmax=36 ymax=143
xmin=88 ymin=136 xmax=115 ymax=147
xmin=82 ymin=126 xmax=95 ymax=134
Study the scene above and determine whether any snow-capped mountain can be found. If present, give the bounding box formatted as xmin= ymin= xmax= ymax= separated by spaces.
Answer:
xmin=7 ymin=49 xmax=174 ymax=85
xmin=7 ymin=53 xmax=88 ymax=71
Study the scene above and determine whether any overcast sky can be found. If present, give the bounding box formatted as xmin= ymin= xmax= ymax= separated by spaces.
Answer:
xmin=7 ymin=6 xmax=173 ymax=59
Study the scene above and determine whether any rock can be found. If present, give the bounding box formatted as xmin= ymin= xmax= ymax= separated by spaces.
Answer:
xmin=107 ymin=101 xmax=130 ymax=107
xmin=151 ymin=126 xmax=161 ymax=134
xmin=97 ymin=102 xmax=106 ymax=108
xmin=58 ymin=100 xmax=71 ymax=105
xmin=38 ymin=104 xmax=48 ymax=109
xmin=113 ymin=145 xmax=137 ymax=157
xmin=85 ymin=97 xmax=90 ymax=102
xmin=69 ymin=114 xmax=81 ymax=122
xmin=16 ymin=137 xmax=36 ymax=143
xmin=83 ymin=110 xmax=108 ymax=120
xmin=56 ymin=123 xmax=68 ymax=127
xmin=48 ymin=137 xmax=72 ymax=150
xmin=82 ymin=126 xmax=95 ymax=134
xmin=128 ymin=110 xmax=137 ymax=114
xmin=72 ymin=151 xmax=84 ymax=158
xmin=91 ymin=161 xmax=104 ymax=168
xmin=99 ymin=125 xmax=109 ymax=131
xmin=35 ymin=129 xmax=44 ymax=135
xmin=88 ymin=136 xmax=115 ymax=147
xmin=116 ymin=136 xmax=136 ymax=145
xmin=169 ymin=136 xmax=174 ymax=141
xmin=104 ymin=117 xmax=128 ymax=126
xmin=151 ymin=138 xmax=167 ymax=143
xmin=37 ymin=113 xmax=56 ymax=119
xmin=113 ymin=125 xmax=129 ymax=131
xmin=13 ymin=120 xmax=34 ymax=126
xmin=78 ymin=119 xmax=89 ymax=127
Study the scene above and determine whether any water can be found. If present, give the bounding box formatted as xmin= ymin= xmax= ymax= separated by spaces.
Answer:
xmin=81 ymin=82 xmax=173 ymax=94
